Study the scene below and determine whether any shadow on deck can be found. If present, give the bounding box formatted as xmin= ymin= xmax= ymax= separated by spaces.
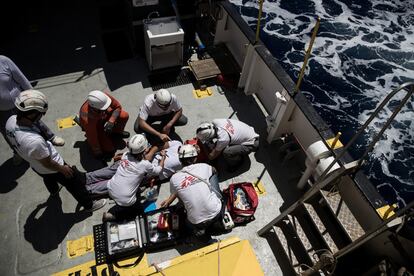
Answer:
xmin=0 ymin=3 xmax=310 ymax=275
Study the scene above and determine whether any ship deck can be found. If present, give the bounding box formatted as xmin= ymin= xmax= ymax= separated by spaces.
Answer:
xmin=0 ymin=2 xmax=309 ymax=275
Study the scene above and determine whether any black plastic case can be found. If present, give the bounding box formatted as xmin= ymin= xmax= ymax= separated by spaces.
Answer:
xmin=94 ymin=205 xmax=186 ymax=265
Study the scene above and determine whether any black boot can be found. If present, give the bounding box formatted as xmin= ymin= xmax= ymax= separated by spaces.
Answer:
xmin=112 ymin=131 xmax=130 ymax=139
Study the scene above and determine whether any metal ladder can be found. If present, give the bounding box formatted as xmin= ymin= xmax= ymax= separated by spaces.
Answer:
xmin=258 ymin=82 xmax=414 ymax=275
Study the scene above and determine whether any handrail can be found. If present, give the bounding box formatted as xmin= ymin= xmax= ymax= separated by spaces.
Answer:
xmin=301 ymin=199 xmax=414 ymax=275
xmin=258 ymin=82 xmax=414 ymax=235
xmin=317 ymin=81 xmax=414 ymax=182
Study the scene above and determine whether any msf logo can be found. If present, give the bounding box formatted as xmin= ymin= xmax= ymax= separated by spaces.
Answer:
xmin=120 ymin=159 xmax=130 ymax=168
xmin=180 ymin=175 xmax=197 ymax=189
xmin=224 ymin=120 xmax=234 ymax=135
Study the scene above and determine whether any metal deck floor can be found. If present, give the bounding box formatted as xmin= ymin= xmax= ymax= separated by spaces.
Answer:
xmin=0 ymin=59 xmax=298 ymax=275
xmin=0 ymin=3 xmax=307 ymax=275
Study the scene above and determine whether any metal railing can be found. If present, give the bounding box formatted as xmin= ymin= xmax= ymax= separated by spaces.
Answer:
xmin=258 ymin=82 xmax=414 ymax=236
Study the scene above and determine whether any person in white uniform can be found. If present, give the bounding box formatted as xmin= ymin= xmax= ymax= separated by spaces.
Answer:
xmin=196 ymin=119 xmax=259 ymax=168
xmin=134 ymin=89 xmax=187 ymax=146
xmin=77 ymin=140 xmax=179 ymax=197
xmin=103 ymin=134 xmax=166 ymax=221
xmin=5 ymin=90 xmax=106 ymax=211
xmin=151 ymin=140 xmax=183 ymax=181
xmin=161 ymin=144 xmax=222 ymax=240
xmin=0 ymin=55 xmax=64 ymax=165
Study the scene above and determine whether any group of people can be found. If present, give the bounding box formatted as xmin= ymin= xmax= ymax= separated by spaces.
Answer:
xmin=0 ymin=55 xmax=260 ymax=240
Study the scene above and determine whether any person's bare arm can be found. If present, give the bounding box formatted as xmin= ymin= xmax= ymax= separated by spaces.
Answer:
xmin=144 ymin=145 xmax=160 ymax=161
xmin=160 ymin=193 xmax=177 ymax=208
xmin=158 ymin=150 xmax=167 ymax=168
xmin=162 ymin=109 xmax=182 ymax=134
xmin=113 ymin=152 xmax=124 ymax=162
xmin=39 ymin=156 xmax=74 ymax=178
xmin=208 ymin=148 xmax=222 ymax=160
xmin=138 ymin=117 xmax=170 ymax=142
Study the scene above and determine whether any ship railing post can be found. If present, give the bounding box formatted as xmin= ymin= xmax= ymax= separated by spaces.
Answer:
xmin=238 ymin=44 xmax=260 ymax=95
xmin=254 ymin=0 xmax=264 ymax=45
xmin=266 ymin=91 xmax=287 ymax=143
xmin=294 ymin=17 xmax=320 ymax=95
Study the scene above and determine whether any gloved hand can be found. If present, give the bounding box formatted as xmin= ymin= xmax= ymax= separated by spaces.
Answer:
xmin=104 ymin=121 xmax=114 ymax=133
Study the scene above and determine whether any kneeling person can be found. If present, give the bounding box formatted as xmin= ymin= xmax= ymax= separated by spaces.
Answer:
xmin=79 ymin=90 xmax=129 ymax=159
xmin=196 ymin=119 xmax=259 ymax=168
xmin=134 ymin=89 xmax=187 ymax=145
xmin=161 ymin=145 xmax=222 ymax=240
xmin=104 ymin=134 xmax=165 ymax=221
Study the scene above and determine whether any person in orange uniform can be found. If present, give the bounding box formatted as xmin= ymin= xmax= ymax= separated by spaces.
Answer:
xmin=79 ymin=90 xmax=130 ymax=159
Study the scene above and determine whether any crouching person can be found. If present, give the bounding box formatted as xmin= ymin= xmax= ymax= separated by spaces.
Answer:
xmin=161 ymin=144 xmax=222 ymax=242
xmin=134 ymin=89 xmax=187 ymax=146
xmin=80 ymin=140 xmax=172 ymax=198
xmin=103 ymin=134 xmax=165 ymax=221
xmin=79 ymin=90 xmax=129 ymax=159
xmin=196 ymin=119 xmax=259 ymax=170
xmin=6 ymin=90 xmax=106 ymax=211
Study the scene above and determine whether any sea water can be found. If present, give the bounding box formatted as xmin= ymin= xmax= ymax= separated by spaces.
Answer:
xmin=230 ymin=0 xmax=414 ymax=207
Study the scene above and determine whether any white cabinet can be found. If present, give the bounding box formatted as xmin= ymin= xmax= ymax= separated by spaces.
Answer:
xmin=144 ymin=17 xmax=184 ymax=70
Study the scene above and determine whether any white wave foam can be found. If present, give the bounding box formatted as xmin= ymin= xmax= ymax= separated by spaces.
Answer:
xmin=230 ymin=0 xmax=414 ymax=187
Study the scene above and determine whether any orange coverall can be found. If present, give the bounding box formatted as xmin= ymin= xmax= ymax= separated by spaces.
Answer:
xmin=79 ymin=92 xmax=129 ymax=156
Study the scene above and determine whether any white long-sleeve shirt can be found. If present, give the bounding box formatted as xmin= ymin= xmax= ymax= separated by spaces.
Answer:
xmin=0 ymin=55 xmax=32 ymax=111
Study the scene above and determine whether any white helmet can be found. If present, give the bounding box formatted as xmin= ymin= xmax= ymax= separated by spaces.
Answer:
xmin=178 ymin=144 xmax=198 ymax=159
xmin=15 ymin=89 xmax=48 ymax=113
xmin=87 ymin=90 xmax=111 ymax=110
xmin=155 ymin=89 xmax=172 ymax=106
xmin=196 ymin=122 xmax=216 ymax=142
xmin=128 ymin=134 xmax=148 ymax=154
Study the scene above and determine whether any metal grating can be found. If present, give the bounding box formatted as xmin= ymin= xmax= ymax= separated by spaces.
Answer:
xmin=321 ymin=190 xmax=365 ymax=242
xmin=272 ymin=226 xmax=301 ymax=273
xmin=148 ymin=69 xmax=193 ymax=91
xmin=287 ymin=215 xmax=317 ymax=264
xmin=303 ymin=203 xmax=339 ymax=254
xmin=93 ymin=224 xmax=107 ymax=265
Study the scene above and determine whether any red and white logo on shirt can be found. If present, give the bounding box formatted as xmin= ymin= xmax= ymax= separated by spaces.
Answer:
xmin=180 ymin=175 xmax=198 ymax=189
xmin=224 ymin=119 xmax=234 ymax=135
xmin=120 ymin=159 xmax=130 ymax=168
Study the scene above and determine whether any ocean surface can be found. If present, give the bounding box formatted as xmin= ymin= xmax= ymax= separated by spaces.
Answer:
xmin=230 ymin=0 xmax=414 ymax=207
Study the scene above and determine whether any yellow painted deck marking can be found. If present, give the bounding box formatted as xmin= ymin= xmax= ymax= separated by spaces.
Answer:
xmin=66 ymin=235 xmax=94 ymax=258
xmin=57 ymin=116 xmax=77 ymax=130
xmin=326 ymin=137 xmax=344 ymax=149
xmin=54 ymin=237 xmax=263 ymax=276
xmin=253 ymin=180 xmax=266 ymax=196
xmin=376 ymin=204 xmax=397 ymax=220
xmin=53 ymin=254 xmax=149 ymax=276
xmin=192 ymin=87 xmax=213 ymax=99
